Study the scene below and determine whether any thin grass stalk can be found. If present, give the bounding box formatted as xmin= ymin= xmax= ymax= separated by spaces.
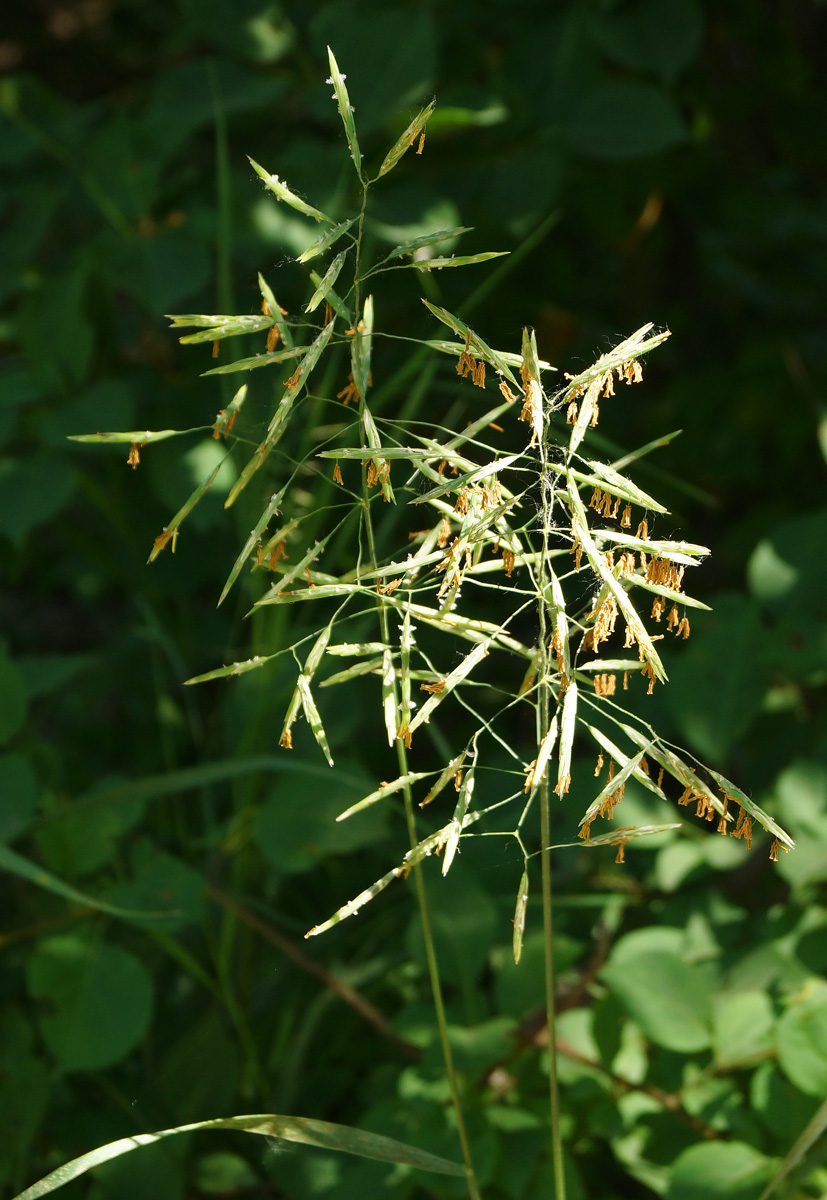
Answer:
xmin=396 ymin=751 xmax=483 ymax=1200
xmin=355 ymin=384 xmax=481 ymax=1200
xmin=539 ymin=422 xmax=567 ymax=1200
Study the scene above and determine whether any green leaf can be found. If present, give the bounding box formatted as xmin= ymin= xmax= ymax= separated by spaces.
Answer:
xmin=0 ymin=454 xmax=77 ymax=548
xmin=776 ymin=983 xmax=827 ymax=1096
xmin=17 ymin=268 xmax=93 ymax=390
xmin=13 ymin=1113 xmax=463 ymax=1200
xmin=26 ymin=936 xmax=153 ymax=1071
xmin=590 ymin=0 xmax=704 ymax=84
xmin=0 ymin=753 xmax=38 ymax=841
xmin=758 ymin=1092 xmax=827 ymax=1200
xmin=667 ymin=1141 xmax=773 ymax=1200
xmin=601 ymin=928 xmax=713 ymax=1052
xmin=666 ymin=595 xmax=770 ymax=764
xmin=712 ymin=991 xmax=775 ymax=1067
xmin=560 ymin=80 xmax=690 ymax=160
xmin=0 ymin=842 xmax=169 ymax=919
xmin=747 ymin=507 xmax=827 ymax=673
xmin=0 ymin=647 xmax=27 ymax=743
xmin=255 ymin=761 xmax=385 ymax=875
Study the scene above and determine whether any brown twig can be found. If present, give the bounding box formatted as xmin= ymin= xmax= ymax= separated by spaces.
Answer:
xmin=206 ymin=882 xmax=420 ymax=1060
xmin=554 ymin=1037 xmax=718 ymax=1140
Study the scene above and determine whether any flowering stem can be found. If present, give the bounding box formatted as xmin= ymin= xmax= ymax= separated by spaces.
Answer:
xmin=539 ymin=428 xmax=567 ymax=1199
xmin=356 ymin=394 xmax=480 ymax=1200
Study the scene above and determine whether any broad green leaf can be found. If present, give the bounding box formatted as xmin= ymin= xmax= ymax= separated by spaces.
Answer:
xmin=248 ymin=156 xmax=333 ymax=222
xmin=712 ymin=991 xmax=775 ymax=1068
xmin=667 ymin=1141 xmax=773 ymax=1200
xmin=255 ymin=761 xmax=382 ymax=874
xmin=758 ymin=1092 xmax=827 ymax=1200
xmin=0 ymin=454 xmax=77 ymax=548
xmin=327 ymin=47 xmax=362 ymax=179
xmin=304 ymin=250 xmax=347 ymax=313
xmin=602 ymin=940 xmax=713 ymax=1053
xmin=0 ymin=648 xmax=27 ymax=744
xmin=591 ymin=0 xmax=704 ymax=85
xmin=13 ymin=1112 xmax=463 ymax=1200
xmin=375 ymin=98 xmax=435 ymax=178
xmin=27 ymin=937 xmax=153 ymax=1071
xmin=561 ymin=80 xmax=689 ymax=160
xmin=0 ymin=753 xmax=37 ymax=842
xmin=776 ymin=983 xmax=827 ymax=1096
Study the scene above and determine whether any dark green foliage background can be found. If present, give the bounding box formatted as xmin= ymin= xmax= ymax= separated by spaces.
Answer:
xmin=2 ymin=1 xmax=826 ymax=1198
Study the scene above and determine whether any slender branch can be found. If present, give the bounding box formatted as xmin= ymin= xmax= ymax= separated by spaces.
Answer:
xmin=539 ymin=394 xmax=567 ymax=1200
xmin=355 ymin=374 xmax=481 ymax=1200
xmin=207 ymin=883 xmax=420 ymax=1060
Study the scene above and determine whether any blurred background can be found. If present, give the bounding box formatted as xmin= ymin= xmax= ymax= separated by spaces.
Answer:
xmin=2 ymin=2 xmax=827 ymax=1198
